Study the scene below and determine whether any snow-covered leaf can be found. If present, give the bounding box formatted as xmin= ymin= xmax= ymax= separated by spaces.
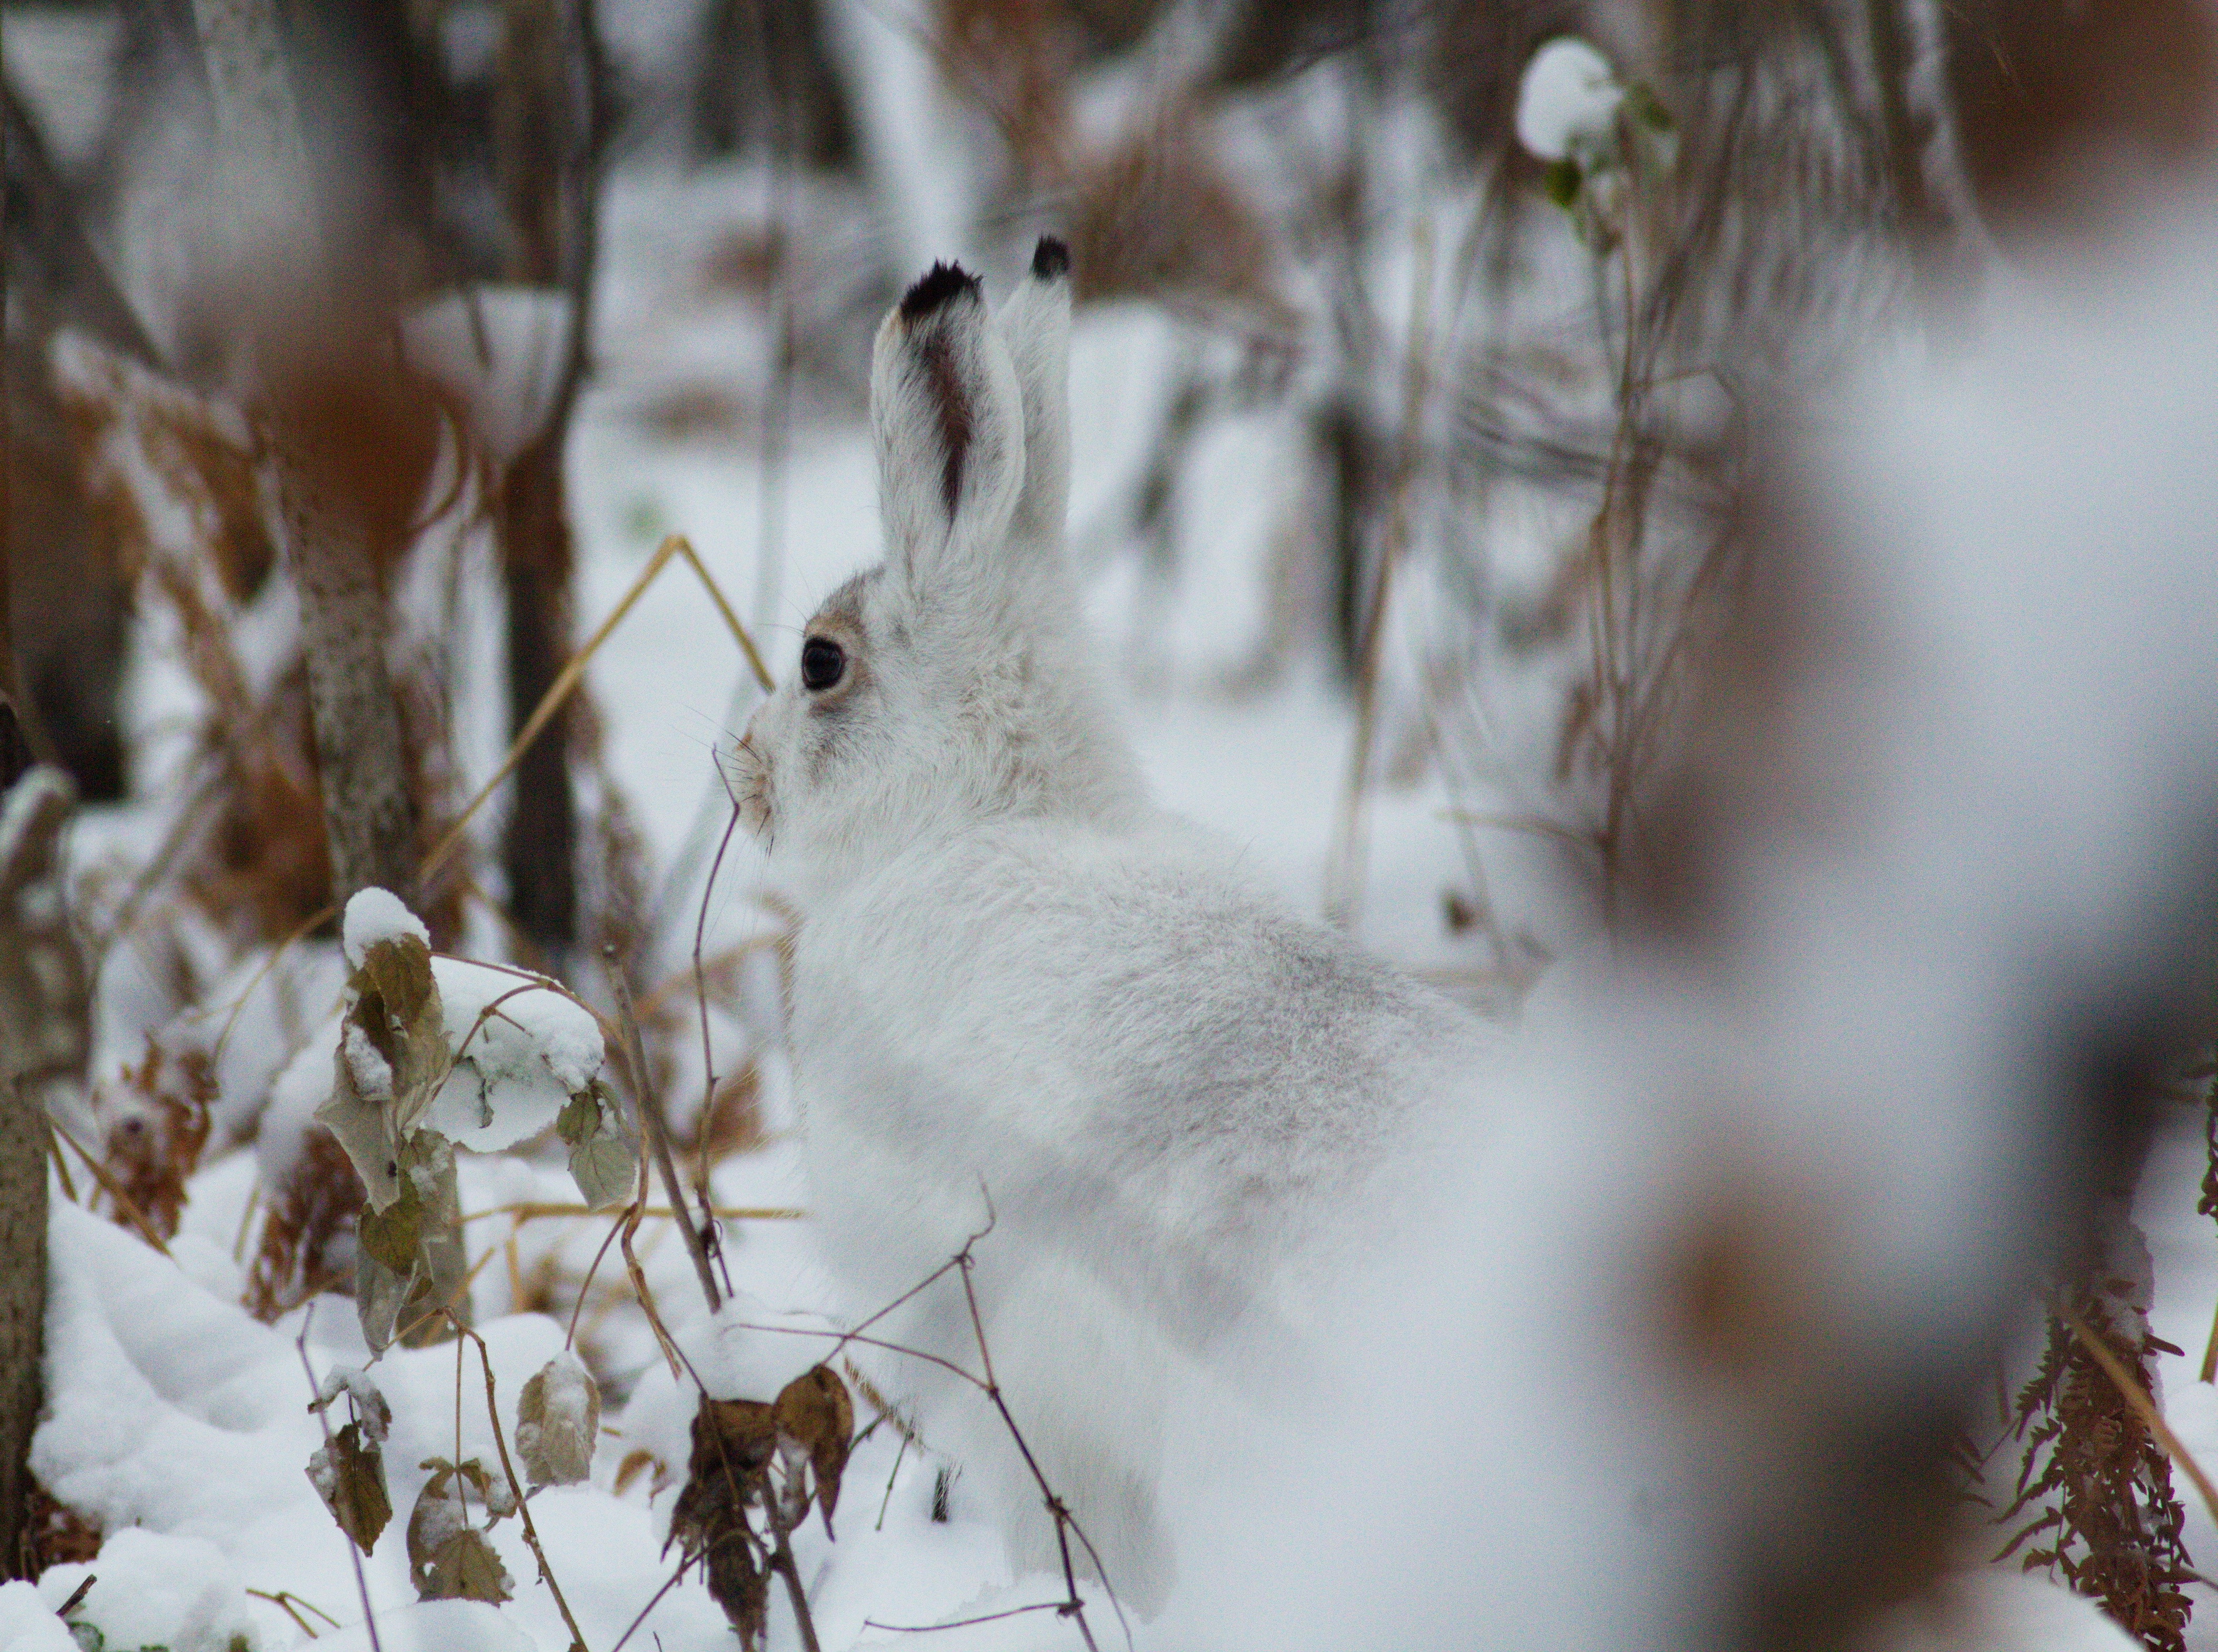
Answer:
xmin=420 ymin=960 xmax=609 ymax=1154
xmin=1514 ymin=36 xmax=1623 ymax=163
xmin=515 ymin=1353 xmax=601 ymax=1488
xmin=309 ymin=1367 xmax=391 ymax=1443
xmin=409 ymin=1458 xmax=514 ymax=1604
xmin=348 ymin=926 xmax=448 ymax=1138
xmin=414 ymin=1526 xmax=512 ymax=1605
xmin=306 ymin=1418 xmax=391 ymax=1554
xmin=316 ymin=892 xmax=450 ymax=1209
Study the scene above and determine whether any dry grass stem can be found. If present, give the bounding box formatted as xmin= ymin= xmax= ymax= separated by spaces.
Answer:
xmin=422 ymin=533 xmax=771 ymax=885
xmin=462 ymin=1202 xmax=802 ymax=1225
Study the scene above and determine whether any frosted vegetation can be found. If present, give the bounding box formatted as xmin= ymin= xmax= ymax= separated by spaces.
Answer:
xmin=6 ymin=5 xmax=2218 ymax=1652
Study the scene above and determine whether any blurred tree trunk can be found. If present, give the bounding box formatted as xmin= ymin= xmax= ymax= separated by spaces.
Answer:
xmin=693 ymin=0 xmax=860 ymax=172
xmin=0 ymin=196 xmax=33 ymax=1563
xmin=1861 ymin=0 xmax=1951 ymax=279
xmin=4 ymin=78 xmax=162 ymax=802
xmin=0 ymin=766 xmax=89 ymax=1580
xmin=491 ymin=0 xmax=604 ymax=964
xmin=189 ymin=0 xmax=419 ymax=912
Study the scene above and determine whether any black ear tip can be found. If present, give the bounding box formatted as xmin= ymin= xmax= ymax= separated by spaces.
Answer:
xmin=899 ymin=261 xmax=980 ymax=322
xmin=1031 ymin=236 xmax=1071 ymax=280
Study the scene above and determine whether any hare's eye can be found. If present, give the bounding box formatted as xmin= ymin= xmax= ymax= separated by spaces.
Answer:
xmin=801 ymin=636 xmax=846 ymax=692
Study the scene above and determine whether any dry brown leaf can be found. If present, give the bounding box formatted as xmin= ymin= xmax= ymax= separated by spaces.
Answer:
xmin=355 ymin=1131 xmax=469 ymax=1351
xmin=667 ymin=1397 xmax=779 ymax=1647
xmin=306 ymin=1419 xmax=391 ymax=1555
xmin=613 ymin=1448 xmax=664 ymax=1497
xmin=774 ymin=1365 xmax=855 ymax=1536
xmin=515 ymin=1353 xmax=601 ymax=1488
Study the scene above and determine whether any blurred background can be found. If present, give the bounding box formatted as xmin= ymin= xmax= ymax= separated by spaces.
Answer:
xmin=7 ymin=2 xmax=2218 ymax=1649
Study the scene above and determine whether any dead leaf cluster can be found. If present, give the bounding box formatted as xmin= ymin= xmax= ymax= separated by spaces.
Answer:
xmin=98 ymin=1033 xmax=217 ymax=1241
xmin=1996 ymin=1278 xmax=2195 ymax=1652
xmin=246 ymin=1124 xmax=365 ymax=1322
xmin=665 ymin=1365 xmax=854 ymax=1650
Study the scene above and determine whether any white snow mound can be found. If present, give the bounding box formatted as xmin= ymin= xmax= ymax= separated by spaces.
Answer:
xmin=1515 ymin=36 xmax=1623 ymax=161
xmin=424 ymin=957 xmax=607 ymax=1151
xmin=342 ymin=886 xmax=432 ymax=968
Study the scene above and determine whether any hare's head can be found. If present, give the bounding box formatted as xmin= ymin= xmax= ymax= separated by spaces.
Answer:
xmin=733 ymin=240 xmax=1143 ymax=890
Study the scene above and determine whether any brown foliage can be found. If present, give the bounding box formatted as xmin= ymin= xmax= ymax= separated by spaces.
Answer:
xmin=666 ymin=1367 xmax=855 ymax=1650
xmin=1945 ymin=0 xmax=2218 ymax=237
xmin=100 ymin=1036 xmax=217 ymax=1241
xmin=16 ymin=1480 xmax=99 ymax=1579
xmin=670 ymin=1397 xmax=779 ymax=1646
xmin=246 ymin=1126 xmax=366 ymax=1322
xmin=1997 ymin=1283 xmax=2194 ymax=1652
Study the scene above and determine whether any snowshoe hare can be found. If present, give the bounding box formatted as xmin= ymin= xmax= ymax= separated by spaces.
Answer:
xmin=733 ymin=240 xmax=1486 ymax=1614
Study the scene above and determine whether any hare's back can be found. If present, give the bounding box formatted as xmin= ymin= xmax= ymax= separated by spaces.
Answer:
xmin=793 ymin=818 xmax=1483 ymax=1265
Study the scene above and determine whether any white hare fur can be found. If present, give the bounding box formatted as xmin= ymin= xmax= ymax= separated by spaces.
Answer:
xmin=733 ymin=243 xmax=1485 ymax=1614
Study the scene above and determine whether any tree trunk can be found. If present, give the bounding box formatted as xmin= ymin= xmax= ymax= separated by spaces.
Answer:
xmin=497 ymin=430 xmax=578 ymax=958
xmin=0 ymin=768 xmax=89 ymax=1580
xmin=189 ymin=0 xmax=419 ymax=911
xmin=491 ymin=0 xmax=604 ymax=961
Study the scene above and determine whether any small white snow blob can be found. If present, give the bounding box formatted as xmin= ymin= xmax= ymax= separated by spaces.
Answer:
xmin=1515 ymin=36 xmax=1624 ymax=161
xmin=342 ymin=886 xmax=432 ymax=968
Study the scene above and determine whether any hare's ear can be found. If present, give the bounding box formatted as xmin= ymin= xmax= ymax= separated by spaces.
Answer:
xmin=996 ymin=237 xmax=1073 ymax=545
xmin=872 ymin=261 xmax=1026 ymax=590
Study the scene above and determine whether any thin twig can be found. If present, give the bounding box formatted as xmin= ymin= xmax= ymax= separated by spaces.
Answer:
xmin=619 ymin=1158 xmax=686 ymax=1381
xmin=955 ymin=1231 xmax=1122 ymax=1652
xmin=55 ymin=1575 xmax=96 ymax=1617
xmin=692 ymin=796 xmax=746 ymax=1243
xmin=875 ymin=1428 xmax=910 ymax=1533
xmin=246 ymin=1587 xmax=341 ymax=1639
xmin=464 ymin=1201 xmax=802 ymax=1225
xmin=864 ymin=1601 xmax=1075 ymax=1634
xmin=608 ymin=1559 xmax=689 ymax=1652
xmin=295 ymin=1306 xmax=382 ymax=1652
xmin=565 ymin=1192 xmax=634 ymax=1352
xmin=213 ymin=901 xmax=335 ymax=1067
xmin=442 ymin=1309 xmax=593 ymax=1652
xmin=421 ymin=534 xmax=771 ymax=884
xmin=44 ymin=1120 xmax=79 ymax=1203
xmin=760 ymin=1464 xmax=825 ymax=1652
xmin=607 ymin=948 xmax=721 ymax=1312
xmin=728 ymin=1212 xmax=1129 ymax=1651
